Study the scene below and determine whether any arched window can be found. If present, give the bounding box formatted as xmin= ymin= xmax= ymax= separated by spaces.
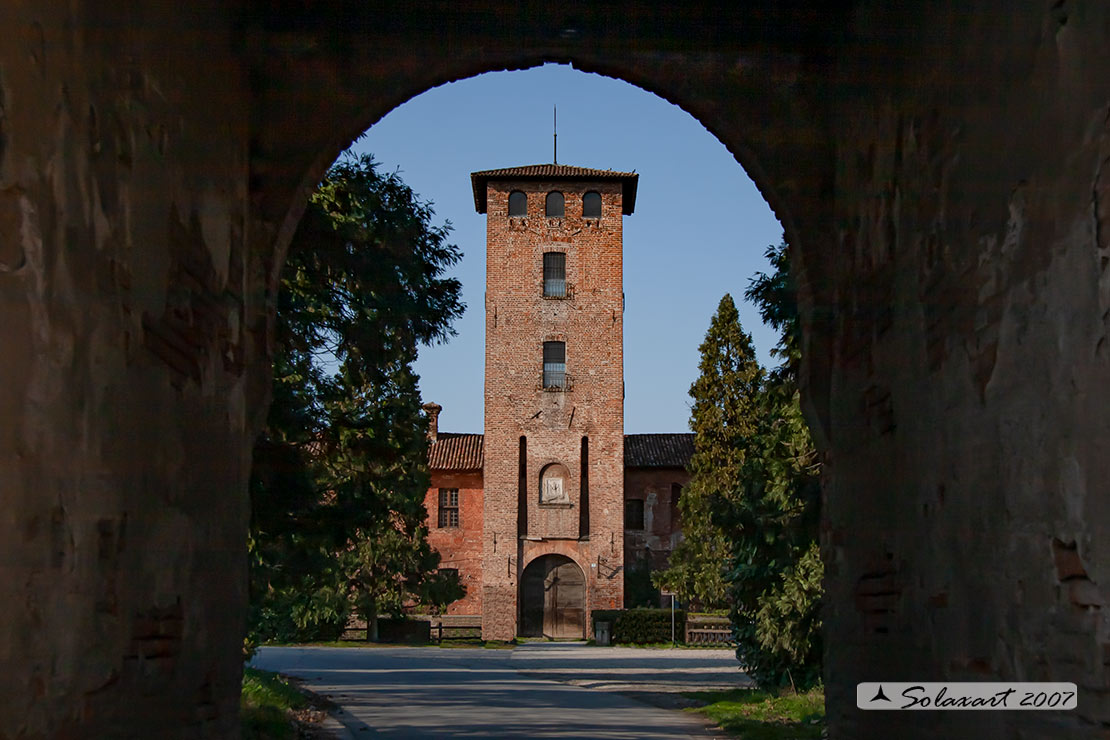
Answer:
xmin=508 ymin=190 xmax=527 ymax=216
xmin=540 ymin=462 xmax=571 ymax=504
xmin=546 ymin=191 xmax=565 ymax=218
xmin=582 ymin=191 xmax=602 ymax=219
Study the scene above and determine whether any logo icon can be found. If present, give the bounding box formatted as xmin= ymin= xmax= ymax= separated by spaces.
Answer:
xmin=870 ymin=685 xmax=891 ymax=703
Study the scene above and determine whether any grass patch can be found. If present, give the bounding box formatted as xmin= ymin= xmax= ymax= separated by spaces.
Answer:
xmin=240 ymin=667 xmax=314 ymax=740
xmin=684 ymin=686 xmax=825 ymax=740
xmin=264 ymin=638 xmax=514 ymax=650
xmin=265 ymin=639 xmax=419 ymax=648
xmin=584 ymin=639 xmax=731 ymax=649
xmin=437 ymin=638 xmax=516 ymax=649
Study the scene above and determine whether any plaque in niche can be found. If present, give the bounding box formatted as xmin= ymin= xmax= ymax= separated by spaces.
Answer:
xmin=540 ymin=463 xmax=571 ymax=504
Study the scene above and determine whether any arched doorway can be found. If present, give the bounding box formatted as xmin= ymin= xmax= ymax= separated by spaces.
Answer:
xmin=520 ymin=554 xmax=586 ymax=639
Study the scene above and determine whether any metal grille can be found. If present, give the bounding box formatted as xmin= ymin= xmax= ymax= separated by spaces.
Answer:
xmin=437 ymin=488 xmax=459 ymax=528
xmin=582 ymin=191 xmax=601 ymax=218
xmin=542 ymin=341 xmax=566 ymax=389
xmin=543 ymin=252 xmax=566 ymax=297
xmin=508 ymin=190 xmax=527 ymax=216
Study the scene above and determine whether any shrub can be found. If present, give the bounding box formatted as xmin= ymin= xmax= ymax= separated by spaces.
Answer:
xmin=591 ymin=608 xmax=686 ymax=644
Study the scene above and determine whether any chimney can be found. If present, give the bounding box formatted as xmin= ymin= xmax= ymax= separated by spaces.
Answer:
xmin=422 ymin=402 xmax=442 ymax=443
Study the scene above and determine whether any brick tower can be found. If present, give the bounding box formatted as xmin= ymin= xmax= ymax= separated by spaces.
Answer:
xmin=472 ymin=164 xmax=638 ymax=640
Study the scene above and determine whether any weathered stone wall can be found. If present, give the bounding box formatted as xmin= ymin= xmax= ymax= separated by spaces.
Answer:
xmin=814 ymin=3 xmax=1110 ymax=736
xmin=0 ymin=2 xmax=265 ymax=737
xmin=10 ymin=0 xmax=1110 ymax=737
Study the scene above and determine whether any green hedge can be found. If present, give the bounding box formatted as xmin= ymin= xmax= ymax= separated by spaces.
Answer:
xmin=591 ymin=608 xmax=686 ymax=644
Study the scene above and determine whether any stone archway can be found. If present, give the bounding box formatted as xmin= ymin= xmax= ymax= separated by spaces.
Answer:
xmin=520 ymin=554 xmax=586 ymax=639
xmin=5 ymin=2 xmax=1110 ymax=738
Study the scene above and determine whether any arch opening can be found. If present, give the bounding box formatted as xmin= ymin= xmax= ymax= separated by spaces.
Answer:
xmin=336 ymin=63 xmax=788 ymax=435
xmin=520 ymin=554 xmax=586 ymax=639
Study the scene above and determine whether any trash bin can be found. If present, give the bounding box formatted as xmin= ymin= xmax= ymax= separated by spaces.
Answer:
xmin=595 ymin=620 xmax=611 ymax=646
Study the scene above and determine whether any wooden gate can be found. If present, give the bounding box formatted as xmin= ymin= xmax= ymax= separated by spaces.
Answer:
xmin=519 ymin=554 xmax=585 ymax=639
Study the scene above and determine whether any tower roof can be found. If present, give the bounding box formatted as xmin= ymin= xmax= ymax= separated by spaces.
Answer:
xmin=471 ymin=164 xmax=638 ymax=215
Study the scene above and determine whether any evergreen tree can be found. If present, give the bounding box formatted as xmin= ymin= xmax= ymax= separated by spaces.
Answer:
xmin=655 ymin=294 xmax=764 ymax=609
xmin=714 ymin=240 xmax=822 ymax=691
xmin=745 ymin=241 xmax=801 ymax=382
xmin=247 ymin=153 xmax=465 ymax=644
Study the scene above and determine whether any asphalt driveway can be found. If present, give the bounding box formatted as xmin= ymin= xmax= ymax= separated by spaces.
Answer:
xmin=251 ymin=642 xmax=749 ymax=738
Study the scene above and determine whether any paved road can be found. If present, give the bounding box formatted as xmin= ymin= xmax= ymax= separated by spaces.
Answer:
xmin=251 ymin=643 xmax=749 ymax=738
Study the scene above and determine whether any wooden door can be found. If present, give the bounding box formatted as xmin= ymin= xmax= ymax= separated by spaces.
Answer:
xmin=543 ymin=558 xmax=585 ymax=639
xmin=520 ymin=555 xmax=585 ymax=639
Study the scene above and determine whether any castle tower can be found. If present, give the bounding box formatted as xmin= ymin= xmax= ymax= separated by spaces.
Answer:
xmin=471 ymin=164 xmax=638 ymax=640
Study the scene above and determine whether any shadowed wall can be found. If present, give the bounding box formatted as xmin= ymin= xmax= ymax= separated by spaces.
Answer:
xmin=2 ymin=1 xmax=1109 ymax=737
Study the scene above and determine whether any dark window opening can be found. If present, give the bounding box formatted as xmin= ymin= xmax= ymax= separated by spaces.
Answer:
xmin=543 ymin=252 xmax=566 ymax=297
xmin=582 ymin=191 xmax=602 ymax=218
xmin=579 ymin=437 xmax=590 ymax=538
xmin=509 ymin=190 xmax=527 ymax=216
xmin=546 ymin=191 xmax=565 ymax=218
xmin=438 ymin=488 xmax=459 ymax=528
xmin=543 ymin=341 xmax=566 ymax=389
xmin=671 ymin=483 xmax=683 ymax=527
xmin=518 ymin=436 xmax=528 ymax=537
xmin=624 ymin=499 xmax=645 ymax=530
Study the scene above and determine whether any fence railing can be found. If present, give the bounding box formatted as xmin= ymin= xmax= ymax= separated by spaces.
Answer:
xmin=413 ymin=614 xmax=483 ymax=642
xmin=540 ymin=371 xmax=572 ymax=391
xmin=684 ymin=614 xmax=734 ymax=646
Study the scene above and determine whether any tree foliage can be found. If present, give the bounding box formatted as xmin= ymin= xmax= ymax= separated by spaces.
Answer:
xmin=712 ymin=239 xmax=821 ymax=691
xmin=745 ymin=241 xmax=801 ymax=381
xmin=654 ymin=294 xmax=764 ymax=609
xmin=248 ymin=153 xmax=466 ymax=644
xmin=656 ymin=240 xmax=822 ymax=690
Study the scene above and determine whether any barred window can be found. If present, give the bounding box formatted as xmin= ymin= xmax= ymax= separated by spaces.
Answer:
xmin=582 ymin=191 xmax=601 ymax=218
xmin=508 ymin=190 xmax=527 ymax=216
xmin=624 ymin=499 xmax=645 ymax=530
xmin=543 ymin=341 xmax=566 ymax=389
xmin=546 ymin=191 xmax=564 ymax=217
xmin=438 ymin=488 xmax=459 ymax=528
xmin=543 ymin=252 xmax=566 ymax=297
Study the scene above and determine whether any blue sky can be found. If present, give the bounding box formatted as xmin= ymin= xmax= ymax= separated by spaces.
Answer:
xmin=351 ymin=63 xmax=783 ymax=434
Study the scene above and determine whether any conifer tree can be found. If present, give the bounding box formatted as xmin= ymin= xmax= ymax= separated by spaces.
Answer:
xmin=247 ymin=153 xmax=465 ymax=644
xmin=655 ymin=294 xmax=764 ymax=609
xmin=714 ymin=240 xmax=822 ymax=690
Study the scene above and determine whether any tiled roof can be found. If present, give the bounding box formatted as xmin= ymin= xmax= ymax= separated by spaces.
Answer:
xmin=428 ymin=432 xmax=694 ymax=471
xmin=472 ymin=164 xmax=638 ymax=180
xmin=471 ymin=163 xmax=639 ymax=215
xmin=624 ymin=434 xmax=695 ymax=468
xmin=428 ymin=433 xmax=484 ymax=471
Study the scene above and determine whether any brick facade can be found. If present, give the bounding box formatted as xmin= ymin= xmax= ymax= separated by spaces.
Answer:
xmin=423 ymin=469 xmax=484 ymax=616
xmin=623 ymin=468 xmax=689 ymax=572
xmin=423 ymin=164 xmax=692 ymax=639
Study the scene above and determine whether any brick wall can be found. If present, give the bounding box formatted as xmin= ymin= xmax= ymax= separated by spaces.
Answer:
xmin=623 ymin=467 xmax=689 ymax=573
xmin=482 ymin=177 xmax=627 ymax=639
xmin=424 ymin=470 xmax=484 ymax=615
